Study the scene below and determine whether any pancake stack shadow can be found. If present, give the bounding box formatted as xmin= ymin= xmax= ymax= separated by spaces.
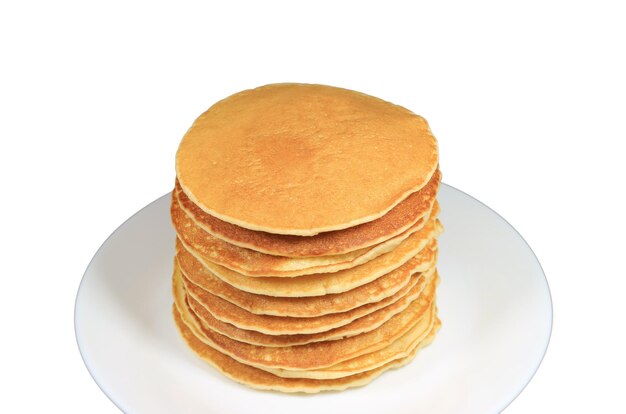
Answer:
xmin=170 ymin=83 xmax=443 ymax=393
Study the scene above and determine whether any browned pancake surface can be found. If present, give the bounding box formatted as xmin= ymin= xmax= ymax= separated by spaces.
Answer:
xmin=171 ymin=193 xmax=439 ymax=277
xmin=175 ymin=83 xmax=439 ymax=235
xmin=175 ymin=239 xmax=435 ymax=317
xmin=174 ymin=305 xmax=433 ymax=393
xmin=178 ymin=263 xmax=435 ymax=335
xmin=175 ymin=170 xmax=440 ymax=257
xmin=176 ymin=274 xmax=436 ymax=371
xmin=183 ymin=270 xmax=436 ymax=343
xmin=264 ymin=307 xmax=440 ymax=379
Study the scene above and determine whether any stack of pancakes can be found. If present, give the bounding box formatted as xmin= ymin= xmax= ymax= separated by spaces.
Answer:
xmin=170 ymin=84 xmax=442 ymax=393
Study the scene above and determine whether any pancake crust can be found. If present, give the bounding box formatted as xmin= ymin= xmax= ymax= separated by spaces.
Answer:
xmin=172 ymin=192 xmax=439 ymax=277
xmin=178 ymin=238 xmax=437 ymax=298
xmin=175 ymin=83 xmax=439 ymax=235
xmin=182 ymin=268 xmax=436 ymax=340
xmin=174 ymin=305 xmax=433 ymax=393
xmin=175 ymin=170 xmax=441 ymax=257
xmin=176 ymin=220 xmax=441 ymax=297
xmin=176 ymin=274 xmax=436 ymax=371
xmin=178 ymin=263 xmax=435 ymax=335
xmin=175 ymin=240 xmax=434 ymax=317
xmin=184 ymin=274 xmax=425 ymax=346
xmin=264 ymin=307 xmax=440 ymax=379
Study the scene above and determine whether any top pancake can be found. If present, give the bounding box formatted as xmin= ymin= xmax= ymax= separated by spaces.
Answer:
xmin=174 ymin=169 xmax=440 ymax=257
xmin=176 ymin=83 xmax=439 ymax=235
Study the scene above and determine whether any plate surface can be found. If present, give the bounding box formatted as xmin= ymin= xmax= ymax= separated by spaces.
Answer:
xmin=75 ymin=184 xmax=552 ymax=414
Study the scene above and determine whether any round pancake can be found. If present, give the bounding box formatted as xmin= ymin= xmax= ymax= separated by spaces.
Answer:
xmin=175 ymin=275 xmax=436 ymax=371
xmin=171 ymin=192 xmax=439 ymax=277
xmin=176 ymin=218 xmax=441 ymax=297
xmin=181 ymin=268 xmax=436 ymax=341
xmin=174 ymin=305 xmax=430 ymax=393
xmin=175 ymin=239 xmax=435 ymax=317
xmin=175 ymin=83 xmax=439 ymax=235
xmin=174 ymin=169 xmax=441 ymax=257
xmin=264 ymin=306 xmax=440 ymax=379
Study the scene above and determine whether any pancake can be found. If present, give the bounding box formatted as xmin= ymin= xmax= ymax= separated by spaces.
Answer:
xmin=264 ymin=307 xmax=440 ymax=379
xmin=171 ymin=84 xmax=444 ymax=393
xmin=178 ymin=262 xmax=436 ymax=335
xmin=181 ymin=268 xmax=436 ymax=342
xmin=174 ymin=169 xmax=441 ymax=257
xmin=175 ymin=239 xmax=434 ymax=317
xmin=174 ymin=305 xmax=432 ymax=393
xmin=175 ymin=83 xmax=439 ymax=235
xmin=175 ymin=274 xmax=436 ymax=371
xmin=176 ymin=218 xmax=441 ymax=297
xmin=182 ymin=270 xmax=426 ymax=341
xmin=171 ymin=192 xmax=439 ymax=277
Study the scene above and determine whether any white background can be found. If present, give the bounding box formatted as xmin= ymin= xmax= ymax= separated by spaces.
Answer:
xmin=1 ymin=1 xmax=624 ymax=412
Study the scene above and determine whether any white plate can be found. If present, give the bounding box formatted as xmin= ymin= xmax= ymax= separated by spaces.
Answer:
xmin=75 ymin=184 xmax=552 ymax=414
